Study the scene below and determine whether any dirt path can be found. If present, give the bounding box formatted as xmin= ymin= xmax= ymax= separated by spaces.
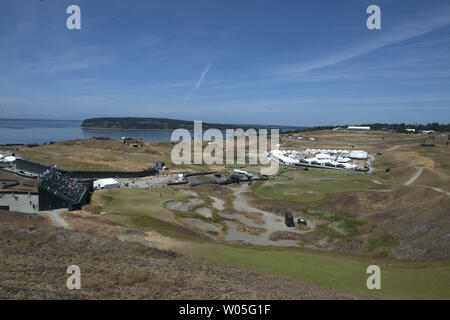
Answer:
xmin=387 ymin=145 xmax=400 ymax=151
xmin=415 ymin=185 xmax=450 ymax=196
xmin=42 ymin=209 xmax=71 ymax=229
xmin=404 ymin=167 xmax=424 ymax=186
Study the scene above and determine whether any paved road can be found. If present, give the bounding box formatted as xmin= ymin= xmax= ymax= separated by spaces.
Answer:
xmin=0 ymin=193 xmax=70 ymax=228
xmin=117 ymin=175 xmax=176 ymax=189
xmin=0 ymin=193 xmax=38 ymax=213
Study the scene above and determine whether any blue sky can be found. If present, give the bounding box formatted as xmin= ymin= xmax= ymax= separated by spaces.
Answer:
xmin=0 ymin=0 xmax=449 ymax=126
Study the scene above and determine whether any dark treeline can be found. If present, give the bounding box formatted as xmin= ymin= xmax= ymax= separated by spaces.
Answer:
xmin=81 ymin=117 xmax=303 ymax=131
xmin=284 ymin=122 xmax=450 ymax=134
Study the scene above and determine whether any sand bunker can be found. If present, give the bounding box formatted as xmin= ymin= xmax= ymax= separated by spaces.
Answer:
xmin=195 ymin=207 xmax=213 ymax=218
xmin=166 ymin=198 xmax=203 ymax=212
xmin=220 ymin=184 xmax=315 ymax=247
xmin=209 ymin=196 xmax=225 ymax=211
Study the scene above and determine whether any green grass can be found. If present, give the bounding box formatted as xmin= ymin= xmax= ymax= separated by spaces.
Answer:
xmin=373 ymin=161 xmax=397 ymax=169
xmin=85 ymin=188 xmax=203 ymax=240
xmin=305 ymin=208 xmax=365 ymax=239
xmin=251 ymin=175 xmax=376 ymax=206
xmin=82 ymin=183 xmax=450 ymax=300
xmin=183 ymin=242 xmax=450 ymax=300
xmin=128 ymin=215 xmax=200 ymax=240
xmin=368 ymin=233 xmax=400 ymax=253
xmin=273 ymin=168 xmax=339 ymax=180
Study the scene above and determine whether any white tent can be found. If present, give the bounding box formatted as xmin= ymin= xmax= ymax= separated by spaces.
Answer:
xmin=349 ymin=150 xmax=368 ymax=160
xmin=93 ymin=178 xmax=120 ymax=190
xmin=315 ymin=153 xmax=331 ymax=160
xmin=0 ymin=154 xmax=4 ymax=159
xmin=270 ymin=150 xmax=299 ymax=165
xmin=2 ymin=156 xmax=16 ymax=163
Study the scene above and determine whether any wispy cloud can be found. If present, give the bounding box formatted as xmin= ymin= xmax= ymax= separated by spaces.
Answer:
xmin=282 ymin=6 xmax=450 ymax=75
xmin=185 ymin=65 xmax=211 ymax=101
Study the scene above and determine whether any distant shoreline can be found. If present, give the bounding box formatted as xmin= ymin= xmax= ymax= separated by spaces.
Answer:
xmin=80 ymin=126 xmax=177 ymax=132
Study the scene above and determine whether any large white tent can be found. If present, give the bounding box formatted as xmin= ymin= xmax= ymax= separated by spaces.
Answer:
xmin=93 ymin=178 xmax=120 ymax=190
xmin=1 ymin=156 xmax=16 ymax=163
xmin=349 ymin=150 xmax=368 ymax=160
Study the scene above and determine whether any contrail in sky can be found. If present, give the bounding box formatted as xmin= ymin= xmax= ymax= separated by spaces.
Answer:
xmin=186 ymin=65 xmax=211 ymax=101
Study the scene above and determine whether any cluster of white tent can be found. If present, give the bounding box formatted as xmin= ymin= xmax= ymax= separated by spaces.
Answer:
xmin=298 ymin=157 xmax=357 ymax=170
xmin=269 ymin=148 xmax=369 ymax=171
xmin=0 ymin=154 xmax=16 ymax=163
xmin=270 ymin=150 xmax=300 ymax=165
xmin=300 ymin=149 xmax=351 ymax=155
xmin=272 ymin=149 xmax=368 ymax=159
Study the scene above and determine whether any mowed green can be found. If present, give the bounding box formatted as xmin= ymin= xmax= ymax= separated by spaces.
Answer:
xmin=251 ymin=175 xmax=377 ymax=205
xmin=184 ymin=243 xmax=450 ymax=300
xmin=86 ymin=188 xmax=202 ymax=240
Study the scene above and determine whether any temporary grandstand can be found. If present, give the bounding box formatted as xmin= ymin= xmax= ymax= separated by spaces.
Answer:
xmin=38 ymin=168 xmax=89 ymax=211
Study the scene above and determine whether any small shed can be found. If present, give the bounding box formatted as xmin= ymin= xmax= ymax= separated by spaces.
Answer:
xmin=156 ymin=161 xmax=165 ymax=169
xmin=285 ymin=213 xmax=295 ymax=227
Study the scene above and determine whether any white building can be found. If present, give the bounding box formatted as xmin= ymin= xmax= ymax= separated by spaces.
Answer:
xmin=93 ymin=178 xmax=120 ymax=190
xmin=347 ymin=126 xmax=371 ymax=130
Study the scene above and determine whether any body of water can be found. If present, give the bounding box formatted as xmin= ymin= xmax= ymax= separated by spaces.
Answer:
xmin=0 ymin=119 xmax=302 ymax=145
xmin=0 ymin=119 xmax=174 ymax=144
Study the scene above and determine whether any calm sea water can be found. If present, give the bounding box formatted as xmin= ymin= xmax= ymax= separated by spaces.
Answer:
xmin=0 ymin=119 xmax=174 ymax=144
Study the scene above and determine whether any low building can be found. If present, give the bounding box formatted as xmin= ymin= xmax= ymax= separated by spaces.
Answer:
xmin=93 ymin=178 xmax=120 ymax=190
